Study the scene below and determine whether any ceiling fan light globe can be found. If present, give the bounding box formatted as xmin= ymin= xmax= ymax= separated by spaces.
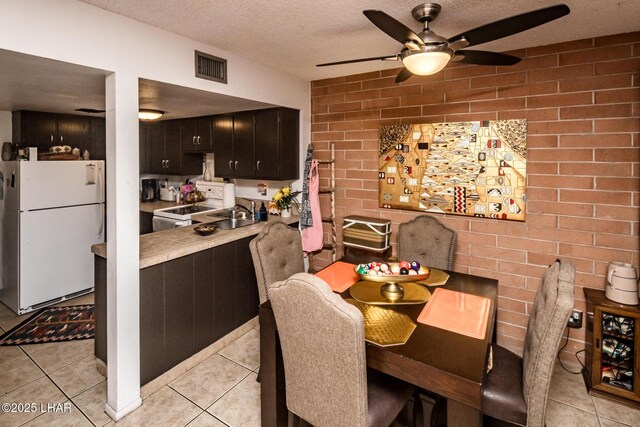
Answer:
xmin=139 ymin=109 xmax=164 ymax=120
xmin=402 ymin=51 xmax=450 ymax=75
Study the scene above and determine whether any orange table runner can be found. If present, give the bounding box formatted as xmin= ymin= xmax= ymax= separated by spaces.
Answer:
xmin=315 ymin=261 xmax=359 ymax=293
xmin=417 ymin=288 xmax=491 ymax=339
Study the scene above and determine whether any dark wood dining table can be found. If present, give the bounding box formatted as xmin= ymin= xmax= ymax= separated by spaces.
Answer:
xmin=259 ymin=262 xmax=498 ymax=427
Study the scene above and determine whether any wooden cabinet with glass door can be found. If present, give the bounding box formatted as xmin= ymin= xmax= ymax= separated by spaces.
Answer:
xmin=584 ymin=288 xmax=640 ymax=408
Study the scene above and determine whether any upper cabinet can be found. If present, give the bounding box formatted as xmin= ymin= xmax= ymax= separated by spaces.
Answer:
xmin=139 ymin=121 xmax=201 ymax=176
xmin=12 ymin=110 xmax=100 ymax=159
xmin=213 ymin=107 xmax=299 ymax=181
xmin=180 ymin=117 xmax=212 ymax=153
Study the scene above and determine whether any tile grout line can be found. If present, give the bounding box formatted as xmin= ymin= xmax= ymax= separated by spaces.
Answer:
xmin=17 ymin=345 xmax=99 ymax=427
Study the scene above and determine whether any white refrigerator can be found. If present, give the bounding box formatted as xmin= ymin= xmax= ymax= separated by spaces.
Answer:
xmin=0 ymin=160 xmax=105 ymax=314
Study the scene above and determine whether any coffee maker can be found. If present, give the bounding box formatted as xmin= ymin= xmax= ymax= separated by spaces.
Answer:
xmin=141 ymin=179 xmax=158 ymax=202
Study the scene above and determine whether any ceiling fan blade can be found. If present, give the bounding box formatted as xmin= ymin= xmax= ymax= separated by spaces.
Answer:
xmin=316 ymin=54 xmax=398 ymax=67
xmin=447 ymin=4 xmax=570 ymax=48
xmin=363 ymin=10 xmax=424 ymax=47
xmin=452 ymin=50 xmax=521 ymax=66
xmin=395 ymin=68 xmax=413 ymax=83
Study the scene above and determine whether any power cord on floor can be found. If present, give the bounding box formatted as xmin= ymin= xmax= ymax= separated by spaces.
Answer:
xmin=557 ymin=327 xmax=586 ymax=374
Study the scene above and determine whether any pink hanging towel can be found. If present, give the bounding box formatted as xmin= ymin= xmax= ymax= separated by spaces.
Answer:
xmin=301 ymin=159 xmax=324 ymax=253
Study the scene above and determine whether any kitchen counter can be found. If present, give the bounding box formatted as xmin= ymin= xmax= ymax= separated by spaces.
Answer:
xmin=139 ymin=200 xmax=178 ymax=213
xmin=92 ymin=214 xmax=299 ymax=269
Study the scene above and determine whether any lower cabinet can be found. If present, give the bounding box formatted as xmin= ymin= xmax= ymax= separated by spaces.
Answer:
xmin=95 ymin=236 xmax=259 ymax=386
xmin=584 ymin=288 xmax=640 ymax=408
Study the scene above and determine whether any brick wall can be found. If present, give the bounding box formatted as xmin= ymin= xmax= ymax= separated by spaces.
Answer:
xmin=310 ymin=32 xmax=640 ymax=360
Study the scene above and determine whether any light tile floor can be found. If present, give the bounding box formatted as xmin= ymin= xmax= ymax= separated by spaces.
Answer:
xmin=0 ymin=295 xmax=639 ymax=426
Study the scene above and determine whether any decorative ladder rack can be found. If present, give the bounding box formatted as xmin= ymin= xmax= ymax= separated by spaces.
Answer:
xmin=309 ymin=141 xmax=336 ymax=272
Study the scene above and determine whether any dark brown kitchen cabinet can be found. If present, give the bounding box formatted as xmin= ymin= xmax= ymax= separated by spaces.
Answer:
xmin=212 ymin=114 xmax=234 ymax=178
xmin=94 ymin=235 xmax=260 ymax=386
xmin=139 ymin=121 xmax=201 ymax=175
xmin=255 ymin=107 xmax=299 ymax=180
xmin=12 ymin=110 xmax=94 ymax=155
xmin=181 ymin=117 xmax=212 ymax=153
xmin=213 ymin=108 xmax=299 ymax=180
xmin=90 ymin=117 xmax=106 ymax=161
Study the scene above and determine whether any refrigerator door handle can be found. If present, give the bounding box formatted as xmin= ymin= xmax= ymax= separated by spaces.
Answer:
xmin=10 ymin=171 xmax=15 ymax=188
xmin=98 ymin=203 xmax=105 ymax=239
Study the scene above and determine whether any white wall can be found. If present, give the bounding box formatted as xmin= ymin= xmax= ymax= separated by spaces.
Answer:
xmin=0 ymin=111 xmax=11 ymax=143
xmin=0 ymin=0 xmax=310 ymax=419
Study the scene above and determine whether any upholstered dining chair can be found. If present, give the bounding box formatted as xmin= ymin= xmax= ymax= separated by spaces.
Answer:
xmin=398 ymin=215 xmax=457 ymax=271
xmin=481 ymin=258 xmax=575 ymax=427
xmin=249 ymin=221 xmax=304 ymax=304
xmin=269 ymin=273 xmax=416 ymax=427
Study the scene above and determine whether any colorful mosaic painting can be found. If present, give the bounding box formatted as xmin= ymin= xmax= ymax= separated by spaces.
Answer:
xmin=378 ymin=120 xmax=527 ymax=221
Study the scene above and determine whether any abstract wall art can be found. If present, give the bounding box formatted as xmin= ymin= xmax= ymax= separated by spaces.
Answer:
xmin=378 ymin=119 xmax=527 ymax=221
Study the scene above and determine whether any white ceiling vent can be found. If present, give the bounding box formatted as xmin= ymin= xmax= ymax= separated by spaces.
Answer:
xmin=195 ymin=51 xmax=227 ymax=84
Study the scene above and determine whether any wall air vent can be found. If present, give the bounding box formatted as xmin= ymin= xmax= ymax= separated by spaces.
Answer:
xmin=195 ymin=51 xmax=227 ymax=84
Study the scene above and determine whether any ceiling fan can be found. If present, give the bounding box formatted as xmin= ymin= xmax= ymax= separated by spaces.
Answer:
xmin=317 ymin=3 xmax=570 ymax=83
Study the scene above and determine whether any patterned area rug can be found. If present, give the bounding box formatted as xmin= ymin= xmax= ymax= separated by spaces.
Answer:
xmin=0 ymin=305 xmax=94 ymax=346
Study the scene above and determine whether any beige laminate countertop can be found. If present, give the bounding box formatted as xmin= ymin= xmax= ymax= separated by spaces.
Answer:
xmin=139 ymin=200 xmax=178 ymax=213
xmin=91 ymin=214 xmax=300 ymax=269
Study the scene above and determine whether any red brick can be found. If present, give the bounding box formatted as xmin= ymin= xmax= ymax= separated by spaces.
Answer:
xmin=497 ymin=236 xmax=557 ymax=254
xmin=403 ymin=115 xmax=446 ymax=124
xmin=311 ymin=123 xmax=328 ymax=133
xmin=313 ymin=112 xmax=345 ymax=123
xmin=326 ymin=81 xmax=362 ymax=94
xmin=469 ymin=220 xmax=526 ymax=237
xmin=527 ymin=64 xmax=593 ymax=83
xmin=311 ymin=86 xmax=328 ymax=96
xmin=560 ymin=74 xmax=633 ymax=93
xmin=559 ymin=217 xmax=631 ymax=234
xmin=560 ymin=189 xmax=632 ymax=205
xmin=527 ymin=214 xmax=558 ymax=228
xmin=344 ymin=130 xmax=378 ymax=140
xmin=380 ymin=85 xmax=422 ymax=98
xmin=498 ymin=108 xmax=558 ymax=121
xmin=344 ymin=70 xmax=381 ymax=82
xmin=423 ymin=79 xmax=469 ymax=93
xmin=528 ymin=175 xmax=593 ymax=189
xmin=400 ymin=92 xmax=445 ymax=106
xmin=470 ymin=97 xmax=525 ymax=113
xmin=344 ymin=89 xmax=380 ymax=102
xmin=595 ymin=32 xmax=640 ymax=47
xmin=498 ymin=54 xmax=558 ymax=73
xmin=595 ymin=118 xmax=640 ymax=133
xmin=470 ymin=72 xmax=526 ymax=89
xmin=527 ymin=39 xmax=594 ymax=56
xmin=445 ymin=88 xmax=497 ymax=102
xmin=457 ymin=231 xmax=497 ymax=246
xmin=559 ymin=162 xmax=631 ymax=176
xmin=362 ymin=76 xmax=398 ymax=90
xmin=526 ymin=163 xmax=558 ymax=176
xmin=498 ymin=81 xmax=558 ymax=98
xmin=498 ymin=261 xmax=548 ymax=280
xmin=526 ymin=187 xmax=558 ymax=200
xmin=423 ymin=103 xmax=469 ymax=115
xmin=595 ymin=88 xmax=640 ymax=104
xmin=526 ymin=135 xmax=558 ymax=148
xmin=596 ymin=57 xmax=640 ymax=75
xmin=560 ymin=104 xmax=632 ymax=119
xmin=328 ymin=101 xmax=362 ymax=113
xmin=497 ymin=309 xmax=530 ymax=328
xmin=527 ymin=227 xmax=593 ymax=245
xmin=380 ymin=106 xmax=422 ymax=119
xmin=527 ymin=120 xmax=593 ymax=134
xmin=328 ymin=121 xmax=363 ymax=132
xmin=595 ymin=234 xmax=639 ymax=251
xmin=313 ymin=131 xmax=344 ymax=141
xmin=526 ymin=200 xmax=593 ymax=217
xmin=559 ymin=243 xmax=635 ymax=262
xmin=444 ymin=64 xmax=496 ymax=80
xmin=527 ymin=92 xmax=593 ymax=108
xmin=597 ymin=177 xmax=640 ymax=191
xmin=560 ymin=134 xmax=632 ymax=148
xmin=444 ymin=112 xmax=498 ymax=122
xmin=344 ymin=110 xmax=380 ymax=121
xmin=595 ymin=205 xmax=640 ymax=221
xmin=313 ymin=93 xmax=346 ymax=106
xmin=333 ymin=141 xmax=362 ymax=150
xmin=362 ymin=98 xmax=400 ymax=110
xmin=469 ymin=245 xmax=527 ymax=263
xmin=560 ymin=45 xmax=633 ymax=66
xmin=527 ymin=148 xmax=592 ymax=162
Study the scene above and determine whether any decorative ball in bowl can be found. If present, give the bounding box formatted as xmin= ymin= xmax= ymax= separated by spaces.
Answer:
xmin=355 ymin=261 xmax=430 ymax=282
xmin=193 ymin=224 xmax=218 ymax=236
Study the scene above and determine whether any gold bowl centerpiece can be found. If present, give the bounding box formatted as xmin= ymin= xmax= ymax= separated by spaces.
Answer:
xmin=351 ymin=261 xmax=431 ymax=304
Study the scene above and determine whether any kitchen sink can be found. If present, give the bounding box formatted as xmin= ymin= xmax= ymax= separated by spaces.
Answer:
xmin=213 ymin=218 xmax=256 ymax=230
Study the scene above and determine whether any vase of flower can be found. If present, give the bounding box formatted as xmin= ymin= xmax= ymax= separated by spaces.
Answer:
xmin=272 ymin=185 xmax=299 ymax=218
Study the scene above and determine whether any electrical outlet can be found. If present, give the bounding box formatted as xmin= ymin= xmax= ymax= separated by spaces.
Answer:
xmin=567 ymin=309 xmax=583 ymax=329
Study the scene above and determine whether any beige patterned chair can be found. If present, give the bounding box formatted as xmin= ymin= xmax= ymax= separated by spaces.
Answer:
xmin=481 ymin=259 xmax=575 ymax=426
xmin=398 ymin=215 xmax=457 ymax=271
xmin=250 ymin=221 xmax=304 ymax=304
xmin=269 ymin=273 xmax=415 ymax=427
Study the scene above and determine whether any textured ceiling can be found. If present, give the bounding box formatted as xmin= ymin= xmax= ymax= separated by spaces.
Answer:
xmin=80 ymin=0 xmax=639 ymax=81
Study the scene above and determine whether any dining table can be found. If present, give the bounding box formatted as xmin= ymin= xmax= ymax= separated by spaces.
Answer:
xmin=259 ymin=260 xmax=498 ymax=427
